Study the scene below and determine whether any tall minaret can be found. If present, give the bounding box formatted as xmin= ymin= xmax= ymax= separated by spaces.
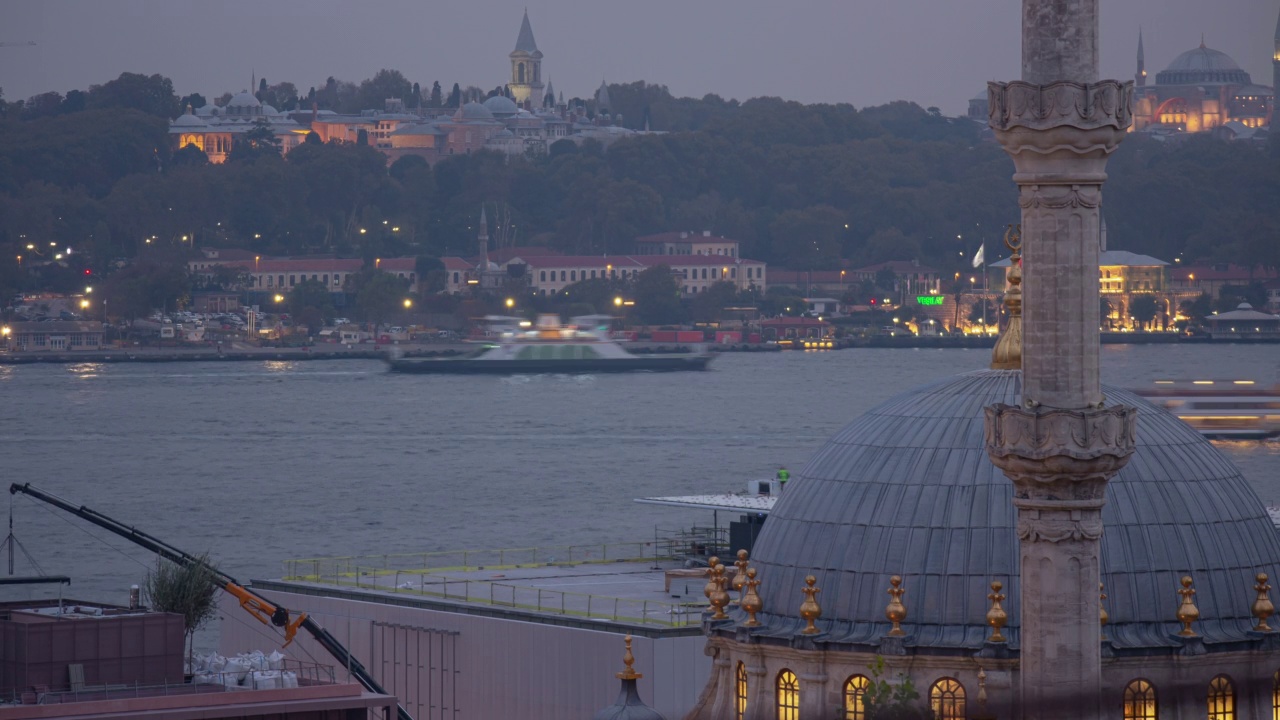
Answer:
xmin=986 ymin=1 xmax=1137 ymax=718
xmin=476 ymin=206 xmax=490 ymax=267
xmin=507 ymin=10 xmax=544 ymax=108
xmin=1136 ymin=28 xmax=1146 ymax=87
xmin=1273 ymin=9 xmax=1279 ymax=126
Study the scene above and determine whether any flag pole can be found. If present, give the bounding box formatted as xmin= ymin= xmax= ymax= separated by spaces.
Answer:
xmin=982 ymin=240 xmax=988 ymax=331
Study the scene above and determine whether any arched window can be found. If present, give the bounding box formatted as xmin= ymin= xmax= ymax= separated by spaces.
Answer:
xmin=929 ymin=678 xmax=965 ymax=720
xmin=1122 ymin=679 xmax=1157 ymax=720
xmin=843 ymin=675 xmax=870 ymax=720
xmin=1273 ymin=671 xmax=1280 ymax=719
xmin=518 ymin=63 xmax=526 ymax=84
xmin=1208 ymin=675 xmax=1235 ymax=720
xmin=735 ymin=662 xmax=748 ymax=720
xmin=540 ymin=271 xmax=546 ymax=282
xmin=776 ymin=669 xmax=799 ymax=720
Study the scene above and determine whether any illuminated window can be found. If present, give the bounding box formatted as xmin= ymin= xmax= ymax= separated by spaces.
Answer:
xmin=843 ymin=675 xmax=870 ymax=720
xmin=930 ymin=678 xmax=966 ymax=720
xmin=1208 ymin=675 xmax=1235 ymax=720
xmin=1123 ymin=679 xmax=1157 ymax=720
xmin=735 ymin=662 xmax=748 ymax=720
xmin=776 ymin=669 xmax=799 ymax=720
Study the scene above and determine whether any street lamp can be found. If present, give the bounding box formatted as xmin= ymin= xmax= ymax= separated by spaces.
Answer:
xmin=613 ymin=296 xmax=623 ymax=307
xmin=80 ymin=299 xmax=90 ymax=310
xmin=403 ymin=298 xmax=413 ymax=309
xmin=273 ymin=294 xmax=284 ymax=304
xmin=505 ymin=298 xmax=515 ymax=309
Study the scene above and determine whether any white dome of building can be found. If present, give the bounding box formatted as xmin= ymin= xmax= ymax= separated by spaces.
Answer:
xmin=482 ymin=95 xmax=519 ymax=118
xmin=456 ymin=102 xmax=495 ymax=122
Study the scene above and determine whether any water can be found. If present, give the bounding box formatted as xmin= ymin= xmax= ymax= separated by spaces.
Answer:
xmin=1 ymin=345 xmax=1276 ymax=647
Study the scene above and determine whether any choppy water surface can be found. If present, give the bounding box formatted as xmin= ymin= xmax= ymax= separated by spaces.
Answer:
xmin=1 ymin=345 xmax=1276 ymax=645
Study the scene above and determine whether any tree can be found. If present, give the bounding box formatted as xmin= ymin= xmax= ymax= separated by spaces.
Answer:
xmin=1099 ymin=296 xmax=1113 ymax=329
xmin=227 ymin=120 xmax=282 ymax=163
xmin=769 ymin=205 xmax=845 ymax=270
xmin=288 ymin=278 xmax=335 ymax=334
xmin=258 ymin=82 xmax=299 ymax=111
xmin=1131 ymin=294 xmax=1159 ymax=330
xmin=632 ymin=265 xmax=683 ymax=325
xmin=860 ymin=657 xmax=931 ymax=719
xmin=86 ymin=72 xmax=181 ymax=118
xmin=429 ymin=81 xmax=443 ymax=108
xmin=170 ymin=144 xmax=209 ymax=167
xmin=102 ymin=258 xmax=191 ymax=318
xmin=358 ymin=69 xmax=412 ymax=111
xmin=143 ymin=553 xmax=220 ymax=669
xmin=179 ymin=92 xmax=207 ymax=110
xmin=690 ymin=281 xmax=739 ymax=322
xmin=415 ymin=255 xmax=447 ymax=295
xmin=447 ymin=83 xmax=462 ymax=108
xmin=349 ymin=269 xmax=409 ymax=329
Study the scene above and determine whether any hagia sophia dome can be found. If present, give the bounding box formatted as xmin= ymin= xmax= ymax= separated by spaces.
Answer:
xmin=1156 ymin=43 xmax=1252 ymax=86
xmin=744 ymin=370 xmax=1280 ymax=650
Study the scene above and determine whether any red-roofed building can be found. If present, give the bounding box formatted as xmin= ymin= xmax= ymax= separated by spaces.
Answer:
xmin=770 ymin=261 xmax=941 ymax=300
xmin=634 ymin=231 xmax=740 ymax=258
xmin=506 ymin=255 xmax=766 ymax=297
xmin=1171 ymin=263 xmax=1279 ymax=301
xmin=759 ymin=316 xmax=831 ymax=340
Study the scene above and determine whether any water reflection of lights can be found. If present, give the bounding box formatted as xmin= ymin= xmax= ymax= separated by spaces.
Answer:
xmin=68 ymin=363 xmax=103 ymax=379
xmin=263 ymin=361 xmax=296 ymax=373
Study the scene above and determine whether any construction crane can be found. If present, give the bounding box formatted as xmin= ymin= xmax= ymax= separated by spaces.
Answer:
xmin=9 ymin=482 xmax=413 ymax=720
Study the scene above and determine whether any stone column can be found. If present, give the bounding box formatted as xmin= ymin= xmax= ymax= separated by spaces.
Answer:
xmin=986 ymin=1 xmax=1137 ymax=718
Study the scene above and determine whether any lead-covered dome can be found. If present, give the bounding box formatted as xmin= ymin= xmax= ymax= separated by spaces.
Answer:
xmin=483 ymin=95 xmax=519 ymax=118
xmin=456 ymin=101 xmax=495 ymax=121
xmin=1156 ymin=45 xmax=1251 ymax=86
xmin=746 ymin=370 xmax=1280 ymax=651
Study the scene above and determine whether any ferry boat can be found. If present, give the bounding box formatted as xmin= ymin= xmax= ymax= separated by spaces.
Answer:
xmin=1135 ymin=379 xmax=1280 ymax=439
xmin=386 ymin=314 xmax=715 ymax=374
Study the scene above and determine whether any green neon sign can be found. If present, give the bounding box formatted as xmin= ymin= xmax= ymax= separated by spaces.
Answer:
xmin=916 ymin=296 xmax=944 ymax=306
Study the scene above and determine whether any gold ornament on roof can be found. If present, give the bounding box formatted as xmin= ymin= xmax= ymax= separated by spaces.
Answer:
xmin=1100 ymin=583 xmax=1109 ymax=641
xmin=1176 ymin=575 xmax=1200 ymax=637
xmin=741 ymin=567 xmax=763 ymax=627
xmin=732 ymin=549 xmax=750 ymax=602
xmin=986 ymin=581 xmax=1008 ymax=643
xmin=1253 ymin=573 xmax=1275 ymax=632
xmin=799 ymin=575 xmax=822 ymax=635
xmin=990 ymin=224 xmax=1023 ymax=370
xmin=709 ymin=563 xmax=731 ymax=620
xmin=616 ymin=634 xmax=642 ymax=680
xmin=976 ymin=667 xmax=989 ymax=714
xmin=885 ymin=576 xmax=907 ymax=637
xmin=703 ymin=557 xmax=720 ymax=601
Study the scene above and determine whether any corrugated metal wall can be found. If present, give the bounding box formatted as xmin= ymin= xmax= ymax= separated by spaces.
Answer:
xmin=218 ymin=589 xmax=711 ymax=719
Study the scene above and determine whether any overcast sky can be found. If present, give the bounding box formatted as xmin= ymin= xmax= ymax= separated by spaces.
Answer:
xmin=1 ymin=0 xmax=1276 ymax=116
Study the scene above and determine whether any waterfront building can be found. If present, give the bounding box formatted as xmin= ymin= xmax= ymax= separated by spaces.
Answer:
xmin=994 ymin=249 xmax=1173 ymax=330
xmin=1171 ymin=262 xmax=1280 ymax=302
xmin=633 ymin=232 xmax=740 ymax=258
xmin=4 ymin=321 xmax=104 ymax=351
xmin=1204 ymin=302 xmax=1280 ymax=338
xmin=768 ymin=261 xmax=943 ymax=302
xmin=169 ymin=92 xmax=308 ymax=163
xmin=506 ymin=254 xmax=766 ymax=297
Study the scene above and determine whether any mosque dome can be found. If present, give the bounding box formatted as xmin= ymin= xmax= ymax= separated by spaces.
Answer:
xmin=482 ymin=95 xmax=519 ymax=118
xmin=227 ymin=91 xmax=261 ymax=108
xmin=456 ymin=102 xmax=495 ymax=121
xmin=260 ymin=103 xmax=279 ymax=116
xmin=746 ymin=370 xmax=1280 ymax=651
xmin=171 ymin=111 xmax=207 ymax=129
xmin=1155 ymin=44 xmax=1251 ymax=86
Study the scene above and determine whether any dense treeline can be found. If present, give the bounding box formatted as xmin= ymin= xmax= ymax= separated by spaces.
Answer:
xmin=1 ymin=72 xmax=1277 ymax=307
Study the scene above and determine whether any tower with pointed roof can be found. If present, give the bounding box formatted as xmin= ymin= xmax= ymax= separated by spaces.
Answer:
xmin=595 ymin=79 xmax=612 ymax=117
xmin=1274 ymin=7 xmax=1279 ymax=124
xmin=507 ymin=10 xmax=544 ymax=108
xmin=1136 ymin=28 xmax=1146 ymax=87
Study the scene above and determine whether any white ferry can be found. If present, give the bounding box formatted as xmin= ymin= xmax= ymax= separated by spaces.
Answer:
xmin=1135 ymin=379 xmax=1280 ymax=440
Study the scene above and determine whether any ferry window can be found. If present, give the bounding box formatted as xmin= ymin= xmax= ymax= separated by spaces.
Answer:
xmin=776 ymin=669 xmax=799 ymax=720
xmin=1123 ymin=679 xmax=1157 ymax=720
xmin=844 ymin=675 xmax=869 ymax=719
xmin=929 ymin=678 xmax=965 ymax=720
xmin=735 ymin=662 xmax=748 ymax=720
xmin=1208 ymin=675 xmax=1235 ymax=720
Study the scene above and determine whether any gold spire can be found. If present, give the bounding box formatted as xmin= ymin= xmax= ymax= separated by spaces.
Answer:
xmin=1100 ymin=583 xmax=1109 ymax=641
xmin=885 ymin=576 xmax=907 ymax=637
xmin=703 ymin=556 xmax=720 ymax=601
xmin=732 ymin=549 xmax=750 ymax=602
xmin=976 ymin=667 xmax=989 ymax=714
xmin=990 ymin=224 xmax=1023 ymax=370
xmin=1253 ymin=573 xmax=1275 ymax=632
xmin=986 ymin=580 xmax=1008 ymax=642
xmin=1176 ymin=576 xmax=1200 ymax=637
xmin=742 ymin=567 xmax=763 ymax=627
xmin=709 ymin=562 xmax=731 ymax=620
xmin=616 ymin=634 xmax=642 ymax=680
xmin=799 ymin=575 xmax=822 ymax=634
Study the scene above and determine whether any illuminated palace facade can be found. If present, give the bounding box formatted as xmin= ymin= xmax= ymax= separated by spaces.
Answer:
xmin=1131 ymin=13 xmax=1279 ymax=133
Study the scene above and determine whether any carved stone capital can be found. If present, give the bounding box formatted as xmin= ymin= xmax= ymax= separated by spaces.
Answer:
xmin=988 ymin=80 xmax=1133 ymax=133
xmin=1015 ymin=512 xmax=1103 ymax=543
xmin=984 ymin=403 xmax=1136 ymax=502
xmin=1017 ymin=184 xmax=1101 ymax=210
xmin=988 ymin=80 xmax=1133 ymax=162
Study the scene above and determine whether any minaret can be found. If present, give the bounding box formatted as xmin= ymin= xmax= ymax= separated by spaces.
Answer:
xmin=1136 ymin=28 xmax=1146 ymax=88
xmin=985 ymin=2 xmax=1137 ymax=718
xmin=507 ymin=10 xmax=544 ymax=108
xmin=1273 ymin=9 xmax=1279 ymax=126
xmin=476 ymin=207 xmax=490 ymax=268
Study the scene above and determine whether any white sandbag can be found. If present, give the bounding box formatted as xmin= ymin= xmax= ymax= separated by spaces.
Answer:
xmin=245 ymin=650 xmax=268 ymax=671
xmin=281 ymin=671 xmax=298 ymax=689
xmin=223 ymin=657 xmax=251 ymax=682
xmin=267 ymin=650 xmax=285 ymax=671
xmin=206 ymin=653 xmax=227 ymax=673
xmin=192 ymin=673 xmax=217 ymax=685
xmin=251 ymin=670 xmax=281 ymax=690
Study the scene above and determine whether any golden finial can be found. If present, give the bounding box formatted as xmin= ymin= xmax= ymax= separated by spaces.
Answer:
xmin=1253 ymin=573 xmax=1275 ymax=632
xmin=799 ymin=575 xmax=822 ymax=635
xmin=703 ymin=557 xmax=720 ymax=601
xmin=1176 ymin=575 xmax=1200 ymax=637
xmin=741 ymin=567 xmax=763 ymax=627
xmin=885 ymin=576 xmax=907 ymax=637
xmin=616 ymin=634 xmax=642 ymax=680
xmin=990 ymin=223 xmax=1023 ymax=370
xmin=732 ymin=549 xmax=750 ymax=602
xmin=976 ymin=667 xmax=989 ymax=714
xmin=1100 ymin=583 xmax=1109 ymax=641
xmin=986 ymin=581 xmax=1008 ymax=643
xmin=709 ymin=563 xmax=731 ymax=620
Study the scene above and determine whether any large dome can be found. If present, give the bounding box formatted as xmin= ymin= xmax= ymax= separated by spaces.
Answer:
xmin=456 ymin=101 xmax=495 ymax=121
xmin=746 ymin=370 xmax=1280 ymax=651
xmin=1156 ymin=45 xmax=1251 ymax=86
xmin=483 ymin=95 xmax=519 ymax=118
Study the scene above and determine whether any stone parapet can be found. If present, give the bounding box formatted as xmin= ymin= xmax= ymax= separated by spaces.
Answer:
xmin=985 ymin=403 xmax=1137 ymax=499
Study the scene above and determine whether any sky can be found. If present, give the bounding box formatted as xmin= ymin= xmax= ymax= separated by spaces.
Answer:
xmin=1 ymin=0 xmax=1276 ymax=117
